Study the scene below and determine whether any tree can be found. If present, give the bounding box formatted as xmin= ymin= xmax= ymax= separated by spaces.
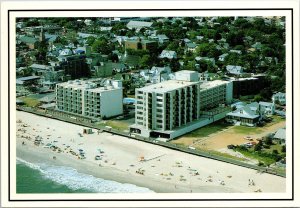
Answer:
xmin=169 ymin=59 xmax=181 ymax=72
xmin=86 ymin=36 xmax=96 ymax=46
xmin=196 ymin=43 xmax=220 ymax=58
xmin=92 ymin=38 xmax=113 ymax=54
xmin=140 ymin=54 xmax=151 ymax=68
xmin=281 ymin=145 xmax=286 ymax=153
xmin=265 ymin=135 xmax=273 ymax=145
xmin=226 ymin=30 xmax=244 ymax=47
xmin=254 ymin=94 xmax=263 ymax=102
xmin=109 ymin=53 xmax=119 ymax=63
xmin=36 ymin=40 xmax=48 ymax=64
xmin=254 ymin=140 xmax=263 ymax=151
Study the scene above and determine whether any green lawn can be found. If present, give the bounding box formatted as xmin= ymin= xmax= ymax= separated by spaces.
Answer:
xmin=232 ymin=126 xmax=263 ymax=134
xmin=98 ymin=120 xmax=130 ymax=132
xmin=263 ymin=143 xmax=284 ymax=154
xmin=182 ymin=121 xmax=230 ymax=138
xmin=235 ymin=149 xmax=276 ymax=166
xmin=20 ymin=97 xmax=40 ymax=107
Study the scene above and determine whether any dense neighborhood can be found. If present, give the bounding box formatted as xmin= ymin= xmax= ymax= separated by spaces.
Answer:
xmin=16 ymin=16 xmax=286 ymax=172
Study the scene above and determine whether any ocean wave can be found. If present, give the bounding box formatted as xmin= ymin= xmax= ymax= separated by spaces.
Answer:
xmin=16 ymin=158 xmax=154 ymax=193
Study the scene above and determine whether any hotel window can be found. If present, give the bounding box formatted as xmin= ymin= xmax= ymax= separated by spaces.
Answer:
xmin=157 ymin=98 xmax=163 ymax=102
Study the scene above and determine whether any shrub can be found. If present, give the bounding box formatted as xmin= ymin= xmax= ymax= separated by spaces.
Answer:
xmin=258 ymin=161 xmax=264 ymax=166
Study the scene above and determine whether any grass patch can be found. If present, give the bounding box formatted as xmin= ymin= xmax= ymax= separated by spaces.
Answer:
xmin=232 ymin=126 xmax=263 ymax=134
xmin=182 ymin=121 xmax=230 ymax=138
xmin=104 ymin=120 xmax=130 ymax=131
xmin=206 ymin=150 xmax=246 ymax=162
xmin=264 ymin=115 xmax=285 ymax=127
xmin=170 ymin=137 xmax=197 ymax=146
xmin=20 ymin=97 xmax=40 ymax=107
xmin=234 ymin=149 xmax=277 ymax=166
xmin=263 ymin=143 xmax=283 ymax=154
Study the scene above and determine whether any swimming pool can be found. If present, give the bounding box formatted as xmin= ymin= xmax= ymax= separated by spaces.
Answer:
xmin=123 ymin=98 xmax=136 ymax=104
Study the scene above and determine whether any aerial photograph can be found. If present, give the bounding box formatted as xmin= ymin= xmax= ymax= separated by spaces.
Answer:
xmin=15 ymin=16 xmax=287 ymax=193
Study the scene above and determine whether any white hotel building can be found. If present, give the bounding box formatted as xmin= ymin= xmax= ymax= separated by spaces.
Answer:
xmin=130 ymin=70 xmax=233 ymax=139
xmin=56 ymin=79 xmax=123 ymax=118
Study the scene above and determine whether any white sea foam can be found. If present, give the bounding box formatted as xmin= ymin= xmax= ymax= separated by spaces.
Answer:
xmin=17 ymin=158 xmax=154 ymax=193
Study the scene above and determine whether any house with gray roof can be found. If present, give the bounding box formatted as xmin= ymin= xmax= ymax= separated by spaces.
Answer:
xmin=272 ymin=92 xmax=286 ymax=105
xmin=195 ymin=57 xmax=216 ymax=66
xmin=226 ymin=105 xmax=261 ymax=126
xmin=186 ymin=42 xmax=197 ymax=52
xmin=259 ymin=101 xmax=275 ymax=115
xmin=226 ymin=102 xmax=264 ymax=126
xmin=218 ymin=53 xmax=228 ymax=62
xmin=229 ymin=49 xmax=242 ymax=54
xmin=127 ymin=21 xmax=153 ymax=31
xmin=19 ymin=36 xmax=38 ymax=49
xmin=273 ymin=128 xmax=286 ymax=143
xmin=159 ymin=50 xmax=177 ymax=59
xmin=226 ymin=65 xmax=243 ymax=75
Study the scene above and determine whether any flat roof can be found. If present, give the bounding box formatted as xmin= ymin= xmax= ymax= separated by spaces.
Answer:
xmin=57 ymin=80 xmax=121 ymax=92
xmin=200 ymin=80 xmax=229 ymax=89
xmin=137 ymin=80 xmax=199 ymax=93
xmin=17 ymin=75 xmax=40 ymax=81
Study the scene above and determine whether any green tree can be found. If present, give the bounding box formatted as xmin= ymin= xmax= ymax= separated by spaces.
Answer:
xmin=92 ymin=38 xmax=113 ymax=54
xmin=281 ymin=145 xmax=286 ymax=153
xmin=86 ymin=36 xmax=96 ymax=46
xmin=226 ymin=30 xmax=244 ymax=47
xmin=140 ymin=54 xmax=151 ymax=68
xmin=254 ymin=140 xmax=263 ymax=151
xmin=254 ymin=94 xmax=263 ymax=102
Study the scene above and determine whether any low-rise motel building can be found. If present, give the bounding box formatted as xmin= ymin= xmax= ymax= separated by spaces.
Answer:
xmin=55 ymin=79 xmax=123 ymax=119
xmin=130 ymin=70 xmax=233 ymax=140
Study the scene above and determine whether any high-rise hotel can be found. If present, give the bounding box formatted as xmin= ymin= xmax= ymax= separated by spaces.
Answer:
xmin=56 ymin=79 xmax=123 ymax=119
xmin=130 ymin=70 xmax=233 ymax=139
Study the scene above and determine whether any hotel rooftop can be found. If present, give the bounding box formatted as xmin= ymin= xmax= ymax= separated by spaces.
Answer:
xmin=137 ymin=80 xmax=198 ymax=93
xmin=200 ymin=80 xmax=230 ymax=89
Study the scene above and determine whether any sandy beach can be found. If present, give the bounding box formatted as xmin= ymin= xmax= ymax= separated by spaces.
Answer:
xmin=16 ymin=111 xmax=286 ymax=193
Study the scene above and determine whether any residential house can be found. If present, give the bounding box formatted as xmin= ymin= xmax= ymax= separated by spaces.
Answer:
xmin=77 ymin=32 xmax=98 ymax=39
xmin=195 ymin=57 xmax=216 ymax=66
xmin=226 ymin=103 xmax=262 ymax=126
xmin=273 ymin=128 xmax=286 ymax=144
xmin=157 ymin=34 xmax=169 ymax=44
xmin=226 ymin=65 xmax=243 ymax=75
xmin=259 ymin=101 xmax=275 ymax=115
xmin=19 ymin=36 xmax=38 ymax=49
xmin=159 ymin=50 xmax=177 ymax=59
xmin=218 ymin=53 xmax=228 ymax=62
xmin=140 ymin=66 xmax=172 ymax=84
xmin=186 ymin=42 xmax=197 ymax=52
xmin=196 ymin=36 xmax=204 ymax=41
xmin=229 ymin=49 xmax=242 ymax=54
xmin=272 ymin=92 xmax=286 ymax=105
xmin=251 ymin=42 xmax=263 ymax=50
xmin=126 ymin=20 xmax=153 ymax=31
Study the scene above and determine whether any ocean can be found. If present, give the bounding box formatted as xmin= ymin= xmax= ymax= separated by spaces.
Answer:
xmin=16 ymin=158 xmax=154 ymax=193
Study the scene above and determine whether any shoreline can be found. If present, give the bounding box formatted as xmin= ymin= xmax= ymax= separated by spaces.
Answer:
xmin=16 ymin=143 xmax=234 ymax=193
xmin=16 ymin=111 xmax=286 ymax=193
